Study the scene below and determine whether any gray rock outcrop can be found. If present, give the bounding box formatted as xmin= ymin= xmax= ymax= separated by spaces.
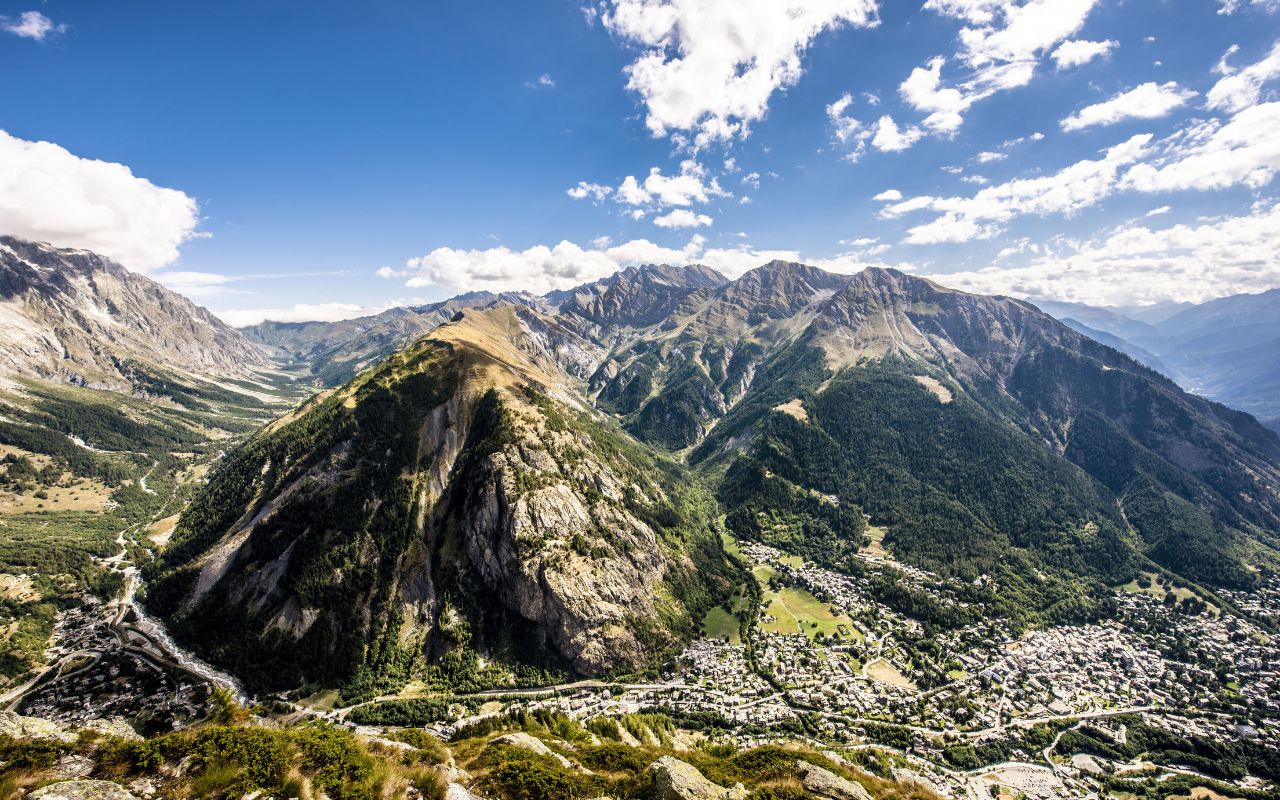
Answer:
xmin=649 ymin=756 xmax=747 ymax=800
xmin=797 ymin=761 xmax=873 ymax=800
xmin=30 ymin=781 xmax=140 ymax=800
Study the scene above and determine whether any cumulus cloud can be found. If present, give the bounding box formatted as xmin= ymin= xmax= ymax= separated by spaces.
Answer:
xmin=0 ymin=129 xmax=201 ymax=270
xmin=1121 ymin=101 xmax=1280 ymax=191
xmin=902 ymin=0 xmax=1102 ymax=133
xmin=653 ymin=209 xmax=713 ymax=228
xmin=601 ymin=0 xmax=879 ymax=148
xmin=933 ymin=200 xmax=1280 ymax=306
xmin=563 ymin=159 xmax=732 ymax=222
xmin=1050 ymin=38 xmax=1116 ymax=70
xmin=1060 ymin=82 xmax=1197 ymax=131
xmin=872 ymin=188 xmax=903 ymax=201
xmin=827 ymin=97 xmax=923 ymax=157
xmin=524 ymin=73 xmax=556 ymax=89
xmin=883 ymin=134 xmax=1152 ymax=243
xmin=884 ymin=98 xmax=1280 ymax=246
xmin=390 ymin=233 xmax=912 ymax=292
xmin=826 ymin=92 xmax=872 ymax=160
xmin=1206 ymin=39 xmax=1280 ymax=114
xmin=870 ymin=115 xmax=925 ymax=152
xmin=953 ymin=0 xmax=1099 ymax=67
xmin=1 ymin=11 xmax=65 ymax=40
xmin=566 ymin=181 xmax=611 ymax=201
xmin=899 ymin=56 xmax=1036 ymax=133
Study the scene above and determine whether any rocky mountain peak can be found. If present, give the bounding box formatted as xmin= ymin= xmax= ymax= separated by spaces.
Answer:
xmin=0 ymin=235 xmax=266 ymax=389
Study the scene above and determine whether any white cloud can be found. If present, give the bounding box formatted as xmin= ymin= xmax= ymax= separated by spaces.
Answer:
xmin=0 ymin=129 xmax=201 ymax=270
xmin=570 ymin=160 xmax=729 ymax=210
xmin=1050 ymin=38 xmax=1116 ymax=70
xmin=391 ymin=233 xmax=913 ymax=292
xmin=1206 ymin=40 xmax=1280 ymax=114
xmin=616 ymin=175 xmax=651 ymax=205
xmin=567 ymin=181 xmax=611 ymax=201
xmin=884 ymin=134 xmax=1152 ymax=243
xmin=872 ymin=188 xmax=903 ymax=201
xmin=1121 ymin=101 xmax=1280 ymax=191
xmin=1060 ymin=82 xmax=1197 ymax=131
xmin=902 ymin=0 xmax=1102 ymax=133
xmin=214 ymin=302 xmax=405 ymax=328
xmin=899 ymin=56 xmax=1038 ymax=133
xmin=642 ymin=161 xmax=724 ymax=205
xmin=1145 ymin=205 xmax=1171 ymax=216
xmin=953 ymin=0 xmax=1098 ymax=67
xmin=1 ymin=11 xmax=65 ymax=40
xmin=525 ymin=73 xmax=557 ymax=89
xmin=870 ymin=115 xmax=925 ymax=152
xmin=933 ymin=200 xmax=1280 ymax=306
xmin=826 ymin=92 xmax=873 ymax=159
xmin=1218 ymin=0 xmax=1280 ymax=14
xmin=899 ymin=57 xmax=975 ymax=133
xmin=601 ymin=0 xmax=878 ymax=148
xmin=653 ymin=209 xmax=713 ymax=228
xmin=976 ymin=150 xmax=1006 ymax=162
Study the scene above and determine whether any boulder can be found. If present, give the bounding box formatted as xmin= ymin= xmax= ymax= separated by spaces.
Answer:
xmin=797 ymin=761 xmax=872 ymax=800
xmin=649 ymin=756 xmax=747 ymax=800
xmin=30 ymin=781 xmax=140 ymax=800
xmin=493 ymin=732 xmax=573 ymax=768
xmin=0 ymin=710 xmax=76 ymax=742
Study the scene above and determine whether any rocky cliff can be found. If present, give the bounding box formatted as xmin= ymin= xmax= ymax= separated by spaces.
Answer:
xmin=0 ymin=236 xmax=266 ymax=388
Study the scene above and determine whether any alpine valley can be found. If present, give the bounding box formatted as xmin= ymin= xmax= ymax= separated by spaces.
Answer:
xmin=2 ymin=238 xmax=1279 ymax=800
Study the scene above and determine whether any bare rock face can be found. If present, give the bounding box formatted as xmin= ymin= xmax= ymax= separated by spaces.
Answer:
xmin=649 ymin=756 xmax=747 ymax=800
xmin=30 ymin=781 xmax=140 ymax=800
xmin=459 ymin=433 xmax=668 ymax=676
xmin=0 ymin=710 xmax=77 ymax=742
xmin=0 ymin=235 xmax=265 ymax=388
xmin=492 ymin=733 xmax=573 ymax=768
xmin=797 ymin=761 xmax=873 ymax=800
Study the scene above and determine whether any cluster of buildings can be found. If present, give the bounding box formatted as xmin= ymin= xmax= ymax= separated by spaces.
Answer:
xmin=20 ymin=604 xmax=206 ymax=731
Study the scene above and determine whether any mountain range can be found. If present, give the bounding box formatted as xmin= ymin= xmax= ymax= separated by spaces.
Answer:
xmin=147 ymin=253 xmax=1280 ymax=695
xmin=1034 ymin=292 xmax=1280 ymax=432
xmin=3 ymin=236 xmax=1279 ymax=698
xmin=0 ymin=235 xmax=266 ymax=391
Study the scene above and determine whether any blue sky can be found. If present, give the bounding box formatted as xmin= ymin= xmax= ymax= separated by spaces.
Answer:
xmin=1 ymin=0 xmax=1278 ymax=324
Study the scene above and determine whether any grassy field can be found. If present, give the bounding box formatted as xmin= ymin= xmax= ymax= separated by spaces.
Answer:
xmin=701 ymin=607 xmax=742 ymax=643
xmin=1120 ymin=571 xmax=1199 ymax=603
xmin=865 ymin=658 xmax=916 ymax=690
xmin=759 ymin=585 xmax=860 ymax=642
xmin=860 ymin=525 xmax=890 ymax=558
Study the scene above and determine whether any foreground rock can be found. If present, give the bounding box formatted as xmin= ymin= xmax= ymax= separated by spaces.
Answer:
xmin=493 ymin=732 xmax=573 ymax=768
xmin=30 ymin=781 xmax=139 ymax=800
xmin=798 ymin=761 xmax=873 ymax=800
xmin=0 ymin=710 xmax=76 ymax=742
xmin=649 ymin=756 xmax=747 ymax=800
